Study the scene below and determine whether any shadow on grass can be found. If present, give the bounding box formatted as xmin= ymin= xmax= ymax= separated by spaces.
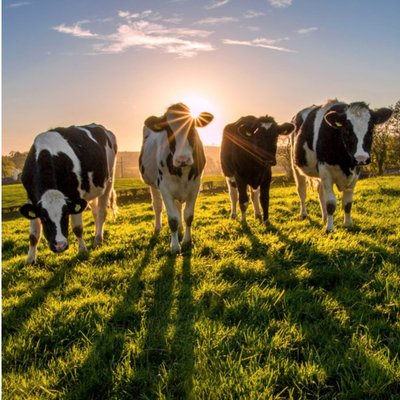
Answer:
xmin=218 ymin=226 xmax=399 ymax=398
xmin=60 ymin=237 xmax=158 ymax=400
xmin=2 ymin=257 xmax=79 ymax=341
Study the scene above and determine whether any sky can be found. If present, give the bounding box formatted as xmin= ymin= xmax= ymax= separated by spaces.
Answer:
xmin=3 ymin=0 xmax=400 ymax=154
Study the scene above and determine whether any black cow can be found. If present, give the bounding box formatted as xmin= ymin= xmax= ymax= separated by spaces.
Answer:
xmin=20 ymin=124 xmax=118 ymax=264
xmin=291 ymin=99 xmax=392 ymax=232
xmin=221 ymin=115 xmax=295 ymax=225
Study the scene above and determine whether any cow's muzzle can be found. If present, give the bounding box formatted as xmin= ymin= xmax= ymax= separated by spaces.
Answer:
xmin=50 ymin=241 xmax=69 ymax=253
xmin=173 ymin=156 xmax=194 ymax=167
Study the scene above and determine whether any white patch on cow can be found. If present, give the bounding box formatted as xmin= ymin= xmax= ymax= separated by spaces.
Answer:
xmin=39 ymin=189 xmax=68 ymax=243
xmin=76 ymin=127 xmax=98 ymax=144
xmin=301 ymin=141 xmax=319 ymax=177
xmin=346 ymin=105 xmax=371 ymax=162
xmin=261 ymin=122 xmax=273 ymax=131
xmin=85 ymin=171 xmax=107 ymax=200
xmin=321 ymin=163 xmax=358 ymax=192
xmin=34 ymin=131 xmax=83 ymax=195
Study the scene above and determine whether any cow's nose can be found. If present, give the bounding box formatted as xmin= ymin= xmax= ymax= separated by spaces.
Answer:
xmin=54 ymin=241 xmax=68 ymax=253
xmin=355 ymin=154 xmax=369 ymax=165
xmin=174 ymin=156 xmax=193 ymax=167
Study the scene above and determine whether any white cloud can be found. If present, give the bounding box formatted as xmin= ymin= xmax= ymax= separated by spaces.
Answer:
xmin=268 ymin=0 xmax=293 ymax=8
xmin=7 ymin=1 xmax=30 ymax=8
xmin=223 ymin=37 xmax=295 ymax=52
xmin=53 ymin=23 xmax=97 ymax=38
xmin=54 ymin=13 xmax=215 ymax=58
xmin=296 ymin=27 xmax=318 ymax=35
xmin=244 ymin=10 xmax=266 ymax=19
xmin=196 ymin=17 xmax=238 ymax=25
xmin=205 ymin=0 xmax=230 ymax=10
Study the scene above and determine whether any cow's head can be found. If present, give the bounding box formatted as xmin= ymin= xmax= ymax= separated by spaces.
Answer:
xmin=145 ymin=103 xmax=214 ymax=167
xmin=236 ymin=115 xmax=295 ymax=165
xmin=324 ymin=102 xmax=392 ymax=165
xmin=20 ymin=189 xmax=87 ymax=253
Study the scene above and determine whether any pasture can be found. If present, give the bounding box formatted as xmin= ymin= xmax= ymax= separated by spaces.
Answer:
xmin=2 ymin=176 xmax=400 ymax=399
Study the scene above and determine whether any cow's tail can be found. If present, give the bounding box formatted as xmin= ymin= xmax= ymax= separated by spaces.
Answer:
xmin=109 ymin=188 xmax=118 ymax=220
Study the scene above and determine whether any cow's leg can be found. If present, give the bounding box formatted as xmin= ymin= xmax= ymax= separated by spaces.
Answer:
xmin=71 ymin=213 xmax=87 ymax=253
xmin=237 ymin=179 xmax=249 ymax=224
xmin=175 ymin=200 xmax=183 ymax=231
xmin=293 ymin=167 xmax=308 ymax=218
xmin=251 ymin=187 xmax=262 ymax=221
xmin=26 ymin=218 xmax=42 ymax=264
xmin=93 ymin=183 xmax=113 ymax=247
xmin=227 ymin=178 xmax=238 ymax=219
xmin=342 ymin=189 xmax=354 ymax=228
xmin=150 ymin=186 xmax=163 ymax=234
xmin=160 ymin=189 xmax=181 ymax=254
xmin=320 ymin=172 xmax=336 ymax=233
xmin=317 ymin=181 xmax=327 ymax=223
xmin=260 ymin=170 xmax=272 ymax=225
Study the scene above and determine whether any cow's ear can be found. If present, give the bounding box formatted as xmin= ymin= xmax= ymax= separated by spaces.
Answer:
xmin=371 ymin=107 xmax=392 ymax=125
xmin=277 ymin=122 xmax=295 ymax=136
xmin=20 ymin=204 xmax=39 ymax=220
xmin=195 ymin=112 xmax=214 ymax=128
xmin=68 ymin=199 xmax=88 ymax=214
xmin=324 ymin=111 xmax=347 ymax=129
xmin=144 ymin=115 xmax=167 ymax=132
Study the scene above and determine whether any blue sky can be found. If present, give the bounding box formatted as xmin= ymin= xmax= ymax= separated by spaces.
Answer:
xmin=3 ymin=0 xmax=400 ymax=153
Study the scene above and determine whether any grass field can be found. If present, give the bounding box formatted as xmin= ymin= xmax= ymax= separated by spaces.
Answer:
xmin=2 ymin=176 xmax=400 ymax=399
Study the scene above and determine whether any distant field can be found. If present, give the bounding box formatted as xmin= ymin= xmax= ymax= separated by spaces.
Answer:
xmin=2 ymin=176 xmax=400 ymax=399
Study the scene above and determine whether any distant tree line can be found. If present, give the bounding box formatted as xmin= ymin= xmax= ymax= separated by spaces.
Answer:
xmin=2 ymin=151 xmax=28 ymax=179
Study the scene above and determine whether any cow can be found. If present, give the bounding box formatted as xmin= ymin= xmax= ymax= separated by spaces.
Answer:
xmin=19 ymin=124 xmax=118 ymax=264
xmin=139 ymin=102 xmax=213 ymax=253
xmin=221 ymin=115 xmax=295 ymax=225
xmin=291 ymin=99 xmax=392 ymax=232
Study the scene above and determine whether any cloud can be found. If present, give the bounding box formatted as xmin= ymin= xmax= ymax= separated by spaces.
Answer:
xmin=7 ymin=1 xmax=30 ymax=8
xmin=223 ymin=37 xmax=295 ymax=53
xmin=296 ymin=27 xmax=318 ymax=35
xmin=243 ymin=10 xmax=266 ymax=19
xmin=196 ymin=17 xmax=238 ymax=25
xmin=54 ymin=12 xmax=215 ymax=58
xmin=268 ymin=0 xmax=293 ymax=8
xmin=53 ymin=23 xmax=98 ymax=38
xmin=205 ymin=0 xmax=230 ymax=10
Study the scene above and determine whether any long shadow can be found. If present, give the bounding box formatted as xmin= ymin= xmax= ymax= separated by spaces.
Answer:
xmin=61 ymin=238 xmax=157 ymax=400
xmin=167 ymin=248 xmax=195 ymax=398
xmin=2 ymin=258 xmax=78 ymax=341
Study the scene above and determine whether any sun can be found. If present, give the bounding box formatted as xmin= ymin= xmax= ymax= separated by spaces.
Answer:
xmin=180 ymin=95 xmax=215 ymax=119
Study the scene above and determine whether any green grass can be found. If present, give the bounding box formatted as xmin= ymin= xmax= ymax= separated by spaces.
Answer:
xmin=2 ymin=176 xmax=400 ymax=399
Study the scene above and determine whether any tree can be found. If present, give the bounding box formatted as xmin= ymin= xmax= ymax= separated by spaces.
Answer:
xmin=370 ymin=100 xmax=400 ymax=174
xmin=2 ymin=157 xmax=15 ymax=178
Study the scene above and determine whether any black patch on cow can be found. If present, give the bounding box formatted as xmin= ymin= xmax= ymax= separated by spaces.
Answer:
xmin=29 ymin=234 xmax=38 ymax=247
xmin=158 ymin=169 xmax=163 ymax=176
xmin=166 ymin=153 xmax=183 ymax=177
xmin=160 ymin=161 xmax=164 ymax=167
xmin=293 ymin=107 xmax=319 ymax=168
xmin=73 ymin=226 xmax=83 ymax=238
xmin=185 ymin=215 xmax=194 ymax=227
xmin=344 ymin=202 xmax=352 ymax=214
xmin=168 ymin=218 xmax=179 ymax=232
xmin=326 ymin=202 xmax=336 ymax=215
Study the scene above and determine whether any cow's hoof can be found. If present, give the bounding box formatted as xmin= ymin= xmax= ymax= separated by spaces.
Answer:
xmin=299 ymin=213 xmax=308 ymax=220
xmin=230 ymin=213 xmax=237 ymax=219
xmin=264 ymin=219 xmax=271 ymax=227
xmin=153 ymin=228 xmax=161 ymax=236
xmin=325 ymin=228 xmax=333 ymax=234
xmin=93 ymin=236 xmax=103 ymax=248
xmin=255 ymin=214 xmax=262 ymax=221
xmin=170 ymin=245 xmax=181 ymax=254
xmin=182 ymin=240 xmax=193 ymax=251
xmin=25 ymin=258 xmax=36 ymax=265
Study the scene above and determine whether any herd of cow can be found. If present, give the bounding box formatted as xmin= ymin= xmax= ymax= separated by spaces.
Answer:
xmin=18 ymin=100 xmax=392 ymax=263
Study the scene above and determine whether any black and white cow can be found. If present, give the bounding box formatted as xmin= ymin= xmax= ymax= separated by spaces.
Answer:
xmin=139 ymin=103 xmax=213 ymax=253
xmin=20 ymin=124 xmax=118 ymax=264
xmin=221 ymin=115 xmax=295 ymax=225
xmin=291 ymin=99 xmax=392 ymax=232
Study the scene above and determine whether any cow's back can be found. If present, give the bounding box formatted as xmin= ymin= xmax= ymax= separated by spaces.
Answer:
xmin=24 ymin=124 xmax=117 ymax=202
